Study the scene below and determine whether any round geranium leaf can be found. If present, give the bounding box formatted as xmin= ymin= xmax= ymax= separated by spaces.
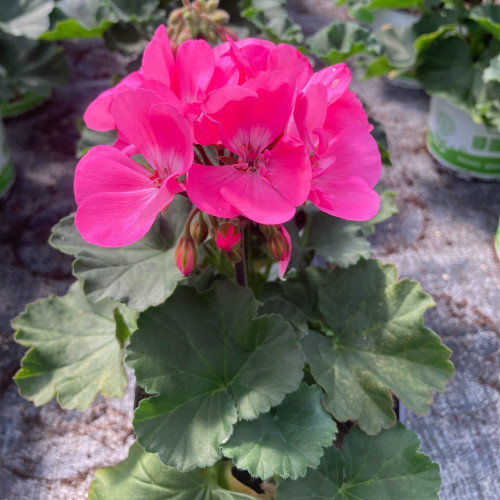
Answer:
xmin=126 ymin=280 xmax=304 ymax=471
xmin=222 ymin=384 xmax=337 ymax=480
xmin=50 ymin=197 xmax=192 ymax=311
xmin=301 ymin=259 xmax=454 ymax=435
xmin=89 ymin=443 xmax=257 ymax=500
xmin=13 ymin=281 xmax=129 ymax=410
xmin=277 ymin=424 xmax=441 ymax=499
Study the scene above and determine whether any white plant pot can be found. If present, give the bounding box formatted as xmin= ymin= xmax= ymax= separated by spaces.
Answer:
xmin=426 ymin=97 xmax=500 ymax=181
xmin=372 ymin=9 xmax=421 ymax=90
xmin=0 ymin=115 xmax=15 ymax=197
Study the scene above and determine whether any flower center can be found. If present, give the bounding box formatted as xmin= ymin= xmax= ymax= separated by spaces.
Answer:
xmin=149 ymin=170 xmax=165 ymax=188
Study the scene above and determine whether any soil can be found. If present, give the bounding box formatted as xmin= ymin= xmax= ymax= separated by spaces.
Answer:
xmin=0 ymin=2 xmax=499 ymax=498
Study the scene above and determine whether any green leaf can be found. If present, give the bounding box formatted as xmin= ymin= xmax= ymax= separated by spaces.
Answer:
xmin=242 ymin=0 xmax=303 ymax=44
xmin=306 ymin=21 xmax=379 ymax=65
xmin=374 ymin=24 xmax=416 ymax=69
xmin=258 ymin=297 xmax=308 ymax=340
xmin=89 ymin=443 xmax=257 ymax=500
xmin=0 ymin=0 xmax=54 ymax=38
xmin=300 ymin=260 xmax=454 ymax=434
xmin=50 ymin=197 xmax=191 ymax=311
xmin=0 ymin=32 xmax=69 ymax=102
xmin=278 ymin=424 xmax=441 ymax=500
xmin=287 ymin=192 xmax=397 ymax=269
xmin=222 ymin=384 xmax=337 ymax=480
xmin=484 ymin=54 xmax=500 ymax=83
xmin=76 ymin=125 xmax=117 ymax=158
xmin=41 ymin=0 xmax=158 ymax=41
xmin=416 ymin=36 xmax=476 ymax=115
xmin=369 ymin=116 xmax=392 ymax=166
xmin=13 ymin=281 xmax=129 ymax=410
xmin=125 ymin=280 xmax=304 ymax=471
xmin=470 ymin=5 xmax=500 ymax=41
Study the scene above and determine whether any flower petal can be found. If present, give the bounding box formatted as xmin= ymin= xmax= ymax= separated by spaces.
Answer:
xmin=83 ymin=70 xmax=144 ymax=131
xmin=220 ymin=170 xmax=296 ymax=224
xmin=75 ymin=187 xmax=173 ymax=247
xmin=323 ymin=90 xmax=371 ymax=135
xmin=148 ymin=103 xmax=194 ymax=179
xmin=316 ymin=128 xmax=381 ymax=188
xmin=265 ymin=136 xmax=311 ymax=206
xmin=74 ymin=146 xmax=150 ymax=206
xmin=304 ymin=63 xmax=351 ymax=104
xmin=244 ymin=70 xmax=296 ymax=152
xmin=267 ymin=44 xmax=313 ymax=89
xmin=309 ymin=176 xmax=380 ymax=221
xmin=142 ymin=25 xmax=175 ymax=86
xmin=203 ymin=86 xmax=259 ymax=153
xmin=111 ymin=88 xmax=163 ymax=164
xmin=175 ymin=40 xmax=215 ymax=102
xmin=186 ymin=163 xmax=240 ymax=218
xmin=293 ymin=83 xmax=328 ymax=149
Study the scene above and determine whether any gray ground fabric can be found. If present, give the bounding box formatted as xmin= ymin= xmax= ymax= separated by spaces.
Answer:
xmin=0 ymin=2 xmax=499 ymax=498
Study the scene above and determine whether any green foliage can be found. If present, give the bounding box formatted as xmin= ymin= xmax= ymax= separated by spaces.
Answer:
xmin=50 ymin=197 xmax=191 ymax=311
xmin=275 ymin=260 xmax=453 ymax=434
xmin=13 ymin=281 xmax=131 ymax=410
xmin=222 ymin=384 xmax=337 ymax=479
xmin=126 ymin=280 xmax=304 ymax=471
xmin=89 ymin=443 xmax=257 ymax=500
xmin=0 ymin=0 xmax=54 ymax=39
xmin=0 ymin=31 xmax=69 ymax=114
xmin=278 ymin=424 xmax=441 ymax=499
xmin=286 ymin=191 xmax=397 ymax=270
xmin=241 ymin=0 xmax=303 ymax=44
xmin=306 ymin=21 xmax=379 ymax=65
xmin=342 ymin=1 xmax=500 ymax=130
xmin=41 ymin=0 xmax=159 ymax=40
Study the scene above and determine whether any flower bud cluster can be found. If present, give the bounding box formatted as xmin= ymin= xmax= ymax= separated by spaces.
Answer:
xmin=167 ymin=0 xmax=233 ymax=51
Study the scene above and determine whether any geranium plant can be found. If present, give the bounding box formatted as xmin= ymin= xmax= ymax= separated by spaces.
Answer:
xmin=12 ymin=4 xmax=454 ymax=497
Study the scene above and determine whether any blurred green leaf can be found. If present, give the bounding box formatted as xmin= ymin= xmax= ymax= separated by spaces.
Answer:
xmin=0 ymin=0 xmax=54 ymax=38
xmin=307 ymin=21 xmax=379 ymax=65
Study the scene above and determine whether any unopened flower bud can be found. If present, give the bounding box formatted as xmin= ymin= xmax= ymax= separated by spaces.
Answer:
xmin=177 ymin=28 xmax=193 ymax=45
xmin=210 ymin=9 xmax=230 ymax=24
xmin=215 ymin=221 xmax=241 ymax=251
xmin=175 ymin=235 xmax=198 ymax=276
xmin=207 ymin=0 xmax=219 ymax=12
xmin=262 ymin=224 xmax=292 ymax=280
xmin=168 ymin=8 xmax=184 ymax=25
xmin=268 ymin=231 xmax=289 ymax=262
xmin=190 ymin=212 xmax=209 ymax=245
xmin=259 ymin=224 xmax=278 ymax=239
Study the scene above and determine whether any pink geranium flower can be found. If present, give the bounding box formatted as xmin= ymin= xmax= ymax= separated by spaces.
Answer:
xmin=186 ymin=71 xmax=311 ymax=224
xmin=291 ymin=69 xmax=381 ymax=221
xmin=83 ymin=70 xmax=145 ymax=131
xmin=74 ymin=89 xmax=193 ymax=247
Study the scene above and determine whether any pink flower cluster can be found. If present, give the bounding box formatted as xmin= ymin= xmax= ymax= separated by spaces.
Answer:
xmin=75 ymin=26 xmax=381 ymax=275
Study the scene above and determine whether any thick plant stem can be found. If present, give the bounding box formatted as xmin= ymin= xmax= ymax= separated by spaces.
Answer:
xmin=235 ymin=227 xmax=248 ymax=288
